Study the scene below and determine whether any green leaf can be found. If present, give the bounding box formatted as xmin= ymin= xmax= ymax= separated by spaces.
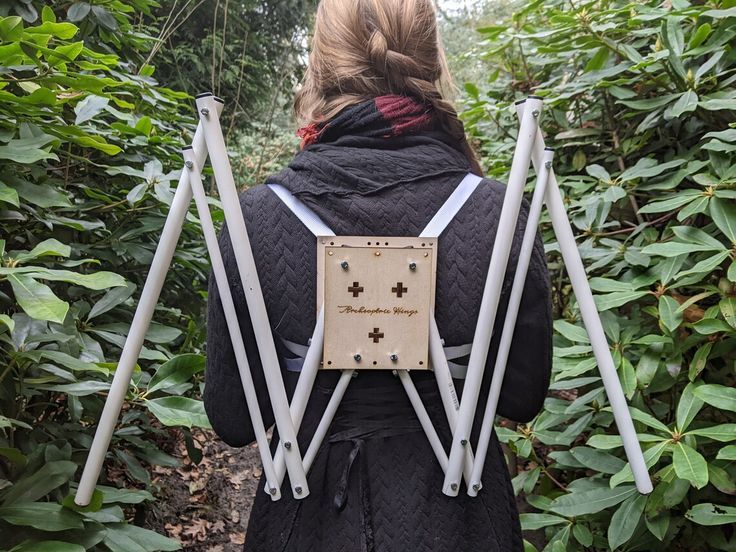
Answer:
xmin=13 ymin=238 xmax=71 ymax=263
xmin=520 ymin=513 xmax=568 ymax=531
xmin=1 ymin=460 xmax=77 ymax=505
xmin=147 ymin=354 xmax=205 ymax=394
xmin=721 ymin=297 xmax=736 ymax=329
xmin=716 ymin=445 xmax=736 ymax=461
xmin=685 ymin=503 xmax=736 ymax=526
xmin=0 ymin=314 xmax=14 ymax=332
xmin=10 ymin=541 xmax=85 ymax=552
xmin=0 ymin=16 xmax=24 ymax=42
xmin=658 ymin=295 xmax=683 ymax=332
xmin=688 ymin=342 xmax=712 ymax=381
xmin=548 ymin=486 xmax=637 ymax=517
xmin=693 ymin=384 xmax=736 ymax=412
xmin=669 ymin=91 xmax=698 ymax=118
xmin=74 ymin=95 xmax=109 ymax=125
xmin=97 ymin=485 xmax=153 ymax=504
xmin=608 ymin=494 xmax=647 ymax=550
xmin=554 ymin=320 xmax=589 ymax=343
xmin=687 ymin=424 xmax=736 ymax=442
xmin=673 ymin=442 xmax=708 ymax=489
xmin=103 ymin=522 xmax=181 ymax=552
xmin=709 ymin=197 xmax=736 ymax=242
xmin=0 ymin=502 xmax=83 ymax=531
xmin=1 ymin=266 xmax=126 ymax=290
xmin=88 ymin=282 xmax=136 ymax=320
xmin=0 ymin=136 xmax=59 ymax=163
xmin=0 ymin=181 xmax=20 ymax=206
xmin=67 ymin=2 xmax=91 ymax=21
xmin=676 ymin=383 xmax=704 ymax=431
xmin=7 ymin=273 xmax=68 ymax=323
xmin=144 ymin=397 xmax=211 ymax=429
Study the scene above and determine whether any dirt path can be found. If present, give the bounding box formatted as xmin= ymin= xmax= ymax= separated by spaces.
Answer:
xmin=143 ymin=428 xmax=545 ymax=551
xmin=143 ymin=428 xmax=261 ymax=551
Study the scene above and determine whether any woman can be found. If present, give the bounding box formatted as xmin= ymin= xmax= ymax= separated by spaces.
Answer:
xmin=204 ymin=0 xmax=552 ymax=550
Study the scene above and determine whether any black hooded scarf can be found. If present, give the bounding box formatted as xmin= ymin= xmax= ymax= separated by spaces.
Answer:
xmin=204 ymin=96 xmax=552 ymax=552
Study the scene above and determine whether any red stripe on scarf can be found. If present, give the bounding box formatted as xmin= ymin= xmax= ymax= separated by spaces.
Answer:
xmin=375 ymin=95 xmax=433 ymax=137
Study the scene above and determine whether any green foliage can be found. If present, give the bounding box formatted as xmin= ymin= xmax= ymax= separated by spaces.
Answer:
xmin=463 ymin=1 xmax=736 ymax=550
xmin=0 ymin=1 xmax=214 ymax=549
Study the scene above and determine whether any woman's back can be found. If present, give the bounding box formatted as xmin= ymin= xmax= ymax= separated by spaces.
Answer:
xmin=204 ymin=96 xmax=551 ymax=551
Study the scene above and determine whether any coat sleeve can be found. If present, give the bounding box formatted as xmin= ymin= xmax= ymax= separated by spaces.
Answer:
xmin=480 ymin=202 xmax=553 ymax=424
xmin=203 ymin=222 xmax=275 ymax=447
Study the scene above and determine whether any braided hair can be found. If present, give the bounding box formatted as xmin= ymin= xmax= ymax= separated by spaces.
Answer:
xmin=294 ymin=0 xmax=482 ymax=175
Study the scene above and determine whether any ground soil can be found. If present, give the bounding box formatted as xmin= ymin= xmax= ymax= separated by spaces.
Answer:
xmin=143 ymin=428 xmax=545 ymax=551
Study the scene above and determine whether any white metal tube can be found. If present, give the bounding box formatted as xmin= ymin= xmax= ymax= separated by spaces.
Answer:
xmin=443 ymin=97 xmax=543 ymax=496
xmin=183 ymin=148 xmax=281 ymax=499
xmin=468 ymin=148 xmax=554 ymax=496
xmin=514 ymin=102 xmax=653 ymax=495
xmin=302 ymin=370 xmax=354 ymax=473
xmin=195 ymin=94 xmax=309 ymax=499
xmin=397 ymin=370 xmax=449 ymax=473
xmin=270 ymin=307 xmax=325 ymax=496
xmin=429 ymin=317 xmax=474 ymax=486
xmin=74 ymin=103 xmax=222 ymax=507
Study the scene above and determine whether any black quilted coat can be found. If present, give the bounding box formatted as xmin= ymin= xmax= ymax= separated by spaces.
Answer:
xmin=204 ymin=99 xmax=552 ymax=552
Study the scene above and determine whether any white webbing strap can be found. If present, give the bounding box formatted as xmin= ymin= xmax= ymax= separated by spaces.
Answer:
xmin=420 ymin=173 xmax=483 ymax=238
xmin=268 ymin=183 xmax=336 ymax=237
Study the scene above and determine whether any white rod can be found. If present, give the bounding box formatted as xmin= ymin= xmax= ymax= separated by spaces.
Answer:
xmin=195 ymin=94 xmax=309 ymax=499
xmin=429 ymin=317 xmax=474 ymax=486
xmin=514 ymin=102 xmax=653 ymax=495
xmin=468 ymin=148 xmax=554 ymax=496
xmin=183 ymin=148 xmax=281 ymax=499
xmin=74 ymin=103 xmax=221 ymax=507
xmin=397 ymin=370 xmax=449 ymax=473
xmin=270 ymin=307 xmax=325 ymax=497
xmin=443 ymin=96 xmax=543 ymax=496
xmin=302 ymin=370 xmax=354 ymax=473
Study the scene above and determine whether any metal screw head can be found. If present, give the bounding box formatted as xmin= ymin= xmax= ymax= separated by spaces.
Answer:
xmin=461 ymin=439 xmax=468 ymax=446
xmin=294 ymin=486 xmax=303 ymax=495
xmin=472 ymin=483 xmax=481 ymax=492
xmin=409 ymin=262 xmax=417 ymax=271
xmin=283 ymin=441 xmax=292 ymax=450
xmin=450 ymin=483 xmax=458 ymax=491
xmin=353 ymin=353 xmax=362 ymax=362
xmin=374 ymin=251 xmax=381 ymax=256
xmin=200 ymin=107 xmax=210 ymax=116
xmin=341 ymin=261 xmax=349 ymax=270
xmin=268 ymin=487 xmax=277 ymax=495
xmin=390 ymin=354 xmax=398 ymax=362
xmin=531 ymin=109 xmax=540 ymax=118
xmin=184 ymin=160 xmax=193 ymax=169
xmin=544 ymin=161 xmax=552 ymax=169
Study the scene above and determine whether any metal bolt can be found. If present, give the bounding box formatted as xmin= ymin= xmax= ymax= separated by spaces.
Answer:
xmin=450 ymin=483 xmax=458 ymax=491
xmin=375 ymin=251 xmax=381 ymax=256
xmin=341 ymin=261 xmax=349 ymax=270
xmin=390 ymin=354 xmax=398 ymax=362
xmin=200 ymin=107 xmax=210 ymax=116
xmin=184 ymin=160 xmax=193 ymax=169
xmin=268 ymin=487 xmax=277 ymax=495
xmin=409 ymin=262 xmax=417 ymax=271
xmin=294 ymin=486 xmax=303 ymax=495
xmin=354 ymin=353 xmax=362 ymax=362
xmin=472 ymin=483 xmax=481 ymax=492
xmin=544 ymin=161 xmax=552 ymax=169
xmin=531 ymin=109 xmax=540 ymax=118
xmin=283 ymin=441 xmax=292 ymax=450
xmin=461 ymin=439 xmax=468 ymax=446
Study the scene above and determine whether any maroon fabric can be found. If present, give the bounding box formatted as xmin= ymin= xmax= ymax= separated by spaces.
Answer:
xmin=297 ymin=95 xmax=435 ymax=149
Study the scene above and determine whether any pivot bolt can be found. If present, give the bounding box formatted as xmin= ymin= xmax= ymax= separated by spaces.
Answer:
xmin=544 ymin=161 xmax=552 ymax=169
xmin=450 ymin=483 xmax=458 ymax=491
xmin=472 ymin=483 xmax=481 ymax=492
xmin=294 ymin=486 xmax=303 ymax=495
xmin=200 ymin=107 xmax=210 ymax=116
xmin=341 ymin=261 xmax=349 ymax=270
xmin=354 ymin=353 xmax=362 ymax=362
xmin=461 ymin=439 xmax=468 ymax=446
xmin=531 ymin=109 xmax=540 ymax=118
xmin=184 ymin=160 xmax=193 ymax=169
xmin=283 ymin=441 xmax=292 ymax=450
xmin=409 ymin=262 xmax=417 ymax=271
xmin=268 ymin=487 xmax=277 ymax=495
xmin=390 ymin=354 xmax=398 ymax=362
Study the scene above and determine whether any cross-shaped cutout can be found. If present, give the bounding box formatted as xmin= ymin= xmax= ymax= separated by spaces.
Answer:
xmin=348 ymin=282 xmax=364 ymax=297
xmin=392 ymin=282 xmax=408 ymax=298
xmin=369 ymin=328 xmax=384 ymax=343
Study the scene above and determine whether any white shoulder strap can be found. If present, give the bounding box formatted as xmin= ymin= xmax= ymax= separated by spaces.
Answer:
xmin=267 ymin=183 xmax=336 ymax=237
xmin=420 ymin=173 xmax=483 ymax=238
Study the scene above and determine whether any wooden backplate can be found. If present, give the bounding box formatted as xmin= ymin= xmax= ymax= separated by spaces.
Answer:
xmin=317 ymin=236 xmax=437 ymax=371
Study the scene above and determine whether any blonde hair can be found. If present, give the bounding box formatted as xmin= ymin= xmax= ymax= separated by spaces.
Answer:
xmin=294 ymin=0 xmax=482 ymax=174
